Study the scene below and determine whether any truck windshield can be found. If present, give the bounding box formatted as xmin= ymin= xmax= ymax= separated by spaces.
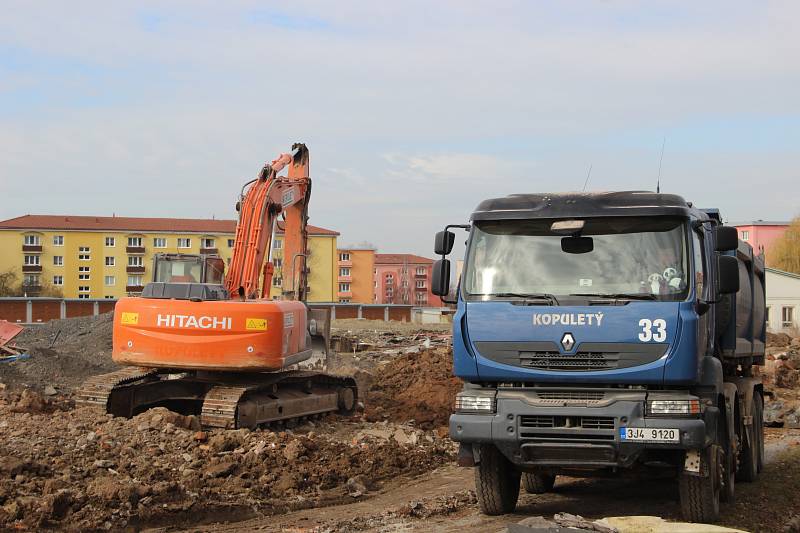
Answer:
xmin=464 ymin=216 xmax=689 ymax=301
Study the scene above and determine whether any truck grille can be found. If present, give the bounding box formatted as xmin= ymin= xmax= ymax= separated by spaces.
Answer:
xmin=536 ymin=390 xmax=605 ymax=401
xmin=519 ymin=415 xmax=615 ymax=430
xmin=520 ymin=351 xmax=617 ymax=370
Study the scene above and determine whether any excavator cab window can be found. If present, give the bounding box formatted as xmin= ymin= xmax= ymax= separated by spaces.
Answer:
xmin=154 ymin=256 xmax=202 ymax=283
xmin=205 ymin=257 xmax=225 ymax=284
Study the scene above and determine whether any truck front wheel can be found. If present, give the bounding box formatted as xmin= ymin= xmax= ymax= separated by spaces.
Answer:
xmin=679 ymin=445 xmax=722 ymax=523
xmin=475 ymin=444 xmax=521 ymax=515
xmin=522 ymin=472 xmax=556 ymax=494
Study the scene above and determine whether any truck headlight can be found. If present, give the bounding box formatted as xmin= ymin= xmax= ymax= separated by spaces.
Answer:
xmin=647 ymin=399 xmax=701 ymax=416
xmin=455 ymin=394 xmax=496 ymax=414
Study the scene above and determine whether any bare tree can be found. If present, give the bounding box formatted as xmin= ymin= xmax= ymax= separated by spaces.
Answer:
xmin=0 ymin=270 xmax=18 ymax=296
xmin=768 ymin=217 xmax=800 ymax=274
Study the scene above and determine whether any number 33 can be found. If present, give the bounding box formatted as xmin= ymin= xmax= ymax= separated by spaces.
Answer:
xmin=639 ymin=318 xmax=667 ymax=342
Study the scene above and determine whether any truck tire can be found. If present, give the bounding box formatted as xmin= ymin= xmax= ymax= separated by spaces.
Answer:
xmin=720 ymin=415 xmax=735 ymax=503
xmin=679 ymin=445 xmax=721 ymax=523
xmin=522 ymin=472 xmax=556 ymax=494
xmin=755 ymin=393 xmax=765 ymax=473
xmin=475 ymin=444 xmax=520 ymax=515
xmin=737 ymin=394 xmax=760 ymax=482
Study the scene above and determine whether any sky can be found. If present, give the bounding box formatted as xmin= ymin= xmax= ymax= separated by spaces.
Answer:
xmin=1 ymin=1 xmax=798 ymax=258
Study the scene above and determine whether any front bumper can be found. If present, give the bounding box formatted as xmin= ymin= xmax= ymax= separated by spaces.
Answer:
xmin=450 ymin=391 xmax=713 ymax=468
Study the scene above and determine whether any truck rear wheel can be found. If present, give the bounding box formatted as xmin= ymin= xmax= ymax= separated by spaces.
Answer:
xmin=475 ymin=444 xmax=520 ymax=515
xmin=679 ymin=445 xmax=721 ymax=523
xmin=737 ymin=394 xmax=761 ymax=482
xmin=755 ymin=393 xmax=765 ymax=473
xmin=522 ymin=472 xmax=556 ymax=494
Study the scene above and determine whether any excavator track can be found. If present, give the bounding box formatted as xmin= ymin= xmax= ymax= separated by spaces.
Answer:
xmin=77 ymin=368 xmax=357 ymax=430
xmin=75 ymin=367 xmax=159 ymax=409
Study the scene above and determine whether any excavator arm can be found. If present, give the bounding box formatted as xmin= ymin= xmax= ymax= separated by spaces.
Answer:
xmin=225 ymin=143 xmax=311 ymax=301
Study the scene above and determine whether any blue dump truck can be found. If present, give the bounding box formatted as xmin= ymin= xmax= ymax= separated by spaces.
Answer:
xmin=431 ymin=191 xmax=766 ymax=523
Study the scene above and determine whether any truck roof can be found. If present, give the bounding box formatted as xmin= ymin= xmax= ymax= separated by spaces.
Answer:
xmin=471 ymin=190 xmax=707 ymax=221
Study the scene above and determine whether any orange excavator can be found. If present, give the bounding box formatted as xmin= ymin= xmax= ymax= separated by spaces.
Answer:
xmin=77 ymin=143 xmax=357 ymax=429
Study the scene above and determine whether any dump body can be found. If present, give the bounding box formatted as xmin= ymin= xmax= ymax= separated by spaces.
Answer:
xmin=439 ymin=191 xmax=766 ymax=522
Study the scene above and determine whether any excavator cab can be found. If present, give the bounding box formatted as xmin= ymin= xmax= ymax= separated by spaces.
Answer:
xmin=143 ymin=253 xmax=229 ymax=300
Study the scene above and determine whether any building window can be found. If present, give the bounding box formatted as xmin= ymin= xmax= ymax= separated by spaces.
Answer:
xmin=53 ymin=256 xmax=63 ymax=266
xmin=104 ymin=296 xmax=115 ymax=299
xmin=339 ymin=252 xmax=350 ymax=262
xmin=400 ymin=268 xmax=408 ymax=274
xmin=105 ymin=237 xmax=115 ymax=247
xmin=104 ymin=276 xmax=115 ymax=286
xmin=105 ymin=256 xmax=115 ymax=266
xmin=783 ymin=306 xmax=795 ymax=328
xmin=23 ymin=274 xmax=39 ymax=286
xmin=386 ymin=289 xmax=393 ymax=296
xmin=339 ymin=299 xmax=351 ymax=304
xmin=416 ymin=266 xmax=426 ymax=275
xmin=53 ymin=235 xmax=64 ymax=246
xmin=128 ymin=256 xmax=143 ymax=267
xmin=416 ymin=280 xmax=426 ymax=288
xmin=53 ymin=275 xmax=63 ymax=286
xmin=127 ymin=236 xmax=142 ymax=247
xmin=79 ymin=246 xmax=90 ymax=261
xmin=273 ymin=258 xmax=282 ymax=269
xmin=374 ymin=281 xmax=378 ymax=288
xmin=127 ymin=275 xmax=143 ymax=286
xmin=401 ymin=280 xmax=408 ymax=288
xmin=339 ymin=267 xmax=351 ymax=277
xmin=741 ymin=230 xmax=750 ymax=241
xmin=79 ymin=266 xmax=90 ymax=280
xmin=153 ymin=238 xmax=167 ymax=248
xmin=24 ymin=255 xmax=40 ymax=266
xmin=23 ymin=235 xmax=40 ymax=246
xmin=78 ymin=294 xmax=89 ymax=299
xmin=178 ymin=238 xmax=191 ymax=248
xmin=202 ymin=238 xmax=215 ymax=248
xmin=78 ymin=266 xmax=90 ymax=272
xmin=272 ymin=276 xmax=282 ymax=287
xmin=339 ymin=282 xmax=351 ymax=292
xmin=416 ymin=294 xmax=427 ymax=304
xmin=227 ymin=239 xmax=235 ymax=248
xmin=274 ymin=239 xmax=282 ymax=249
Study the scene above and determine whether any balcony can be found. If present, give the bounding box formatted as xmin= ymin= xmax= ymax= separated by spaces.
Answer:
xmin=414 ymin=272 xmax=427 ymax=278
xmin=126 ymin=246 xmax=145 ymax=254
xmin=338 ymin=259 xmax=352 ymax=267
xmin=21 ymin=284 xmax=42 ymax=295
xmin=22 ymin=244 xmax=43 ymax=253
xmin=126 ymin=285 xmax=145 ymax=293
xmin=126 ymin=265 xmax=145 ymax=274
xmin=337 ymin=275 xmax=352 ymax=282
xmin=337 ymin=291 xmax=353 ymax=298
xmin=22 ymin=265 xmax=42 ymax=273
xmin=200 ymin=248 xmax=219 ymax=255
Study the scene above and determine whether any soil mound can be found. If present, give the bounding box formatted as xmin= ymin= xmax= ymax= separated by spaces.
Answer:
xmin=0 ymin=313 xmax=119 ymax=392
xmin=365 ymin=347 xmax=461 ymax=429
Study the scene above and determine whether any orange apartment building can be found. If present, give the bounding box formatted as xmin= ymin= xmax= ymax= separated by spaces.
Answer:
xmin=373 ymin=254 xmax=442 ymax=307
xmin=336 ymin=246 xmax=376 ymax=303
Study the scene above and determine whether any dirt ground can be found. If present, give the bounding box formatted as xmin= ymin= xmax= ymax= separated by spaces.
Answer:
xmin=0 ymin=315 xmax=799 ymax=532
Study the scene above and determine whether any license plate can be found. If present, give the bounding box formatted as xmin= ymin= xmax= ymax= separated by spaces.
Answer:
xmin=620 ymin=427 xmax=679 ymax=443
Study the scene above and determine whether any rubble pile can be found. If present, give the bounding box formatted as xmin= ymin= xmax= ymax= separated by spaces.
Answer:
xmin=364 ymin=346 xmax=462 ymax=430
xmin=764 ymin=333 xmax=800 ymax=428
xmin=0 ymin=313 xmax=119 ymax=393
xmin=0 ymin=399 xmax=455 ymax=531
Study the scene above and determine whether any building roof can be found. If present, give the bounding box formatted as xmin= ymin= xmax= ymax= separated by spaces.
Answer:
xmin=375 ymin=253 xmax=434 ymax=265
xmin=766 ymin=267 xmax=800 ymax=281
xmin=732 ymin=221 xmax=790 ymax=227
xmin=0 ymin=214 xmax=338 ymax=236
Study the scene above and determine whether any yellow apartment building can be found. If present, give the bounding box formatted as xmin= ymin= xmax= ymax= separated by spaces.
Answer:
xmin=0 ymin=215 xmax=338 ymax=302
xmin=336 ymin=246 xmax=376 ymax=303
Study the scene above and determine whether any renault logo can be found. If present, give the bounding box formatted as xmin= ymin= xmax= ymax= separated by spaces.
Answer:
xmin=561 ymin=332 xmax=575 ymax=351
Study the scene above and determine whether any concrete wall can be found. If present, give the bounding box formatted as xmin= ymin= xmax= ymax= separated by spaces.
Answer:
xmin=0 ymin=298 xmax=113 ymax=323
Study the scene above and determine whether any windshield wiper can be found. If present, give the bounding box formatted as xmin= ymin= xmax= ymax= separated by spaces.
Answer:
xmin=487 ymin=292 xmax=560 ymax=305
xmin=570 ymin=292 xmax=657 ymax=301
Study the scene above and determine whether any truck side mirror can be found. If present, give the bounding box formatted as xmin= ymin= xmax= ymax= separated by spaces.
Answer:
xmin=717 ymin=255 xmax=740 ymax=294
xmin=715 ymin=226 xmax=738 ymax=252
xmin=431 ymin=259 xmax=451 ymax=296
xmin=434 ymin=231 xmax=456 ymax=255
